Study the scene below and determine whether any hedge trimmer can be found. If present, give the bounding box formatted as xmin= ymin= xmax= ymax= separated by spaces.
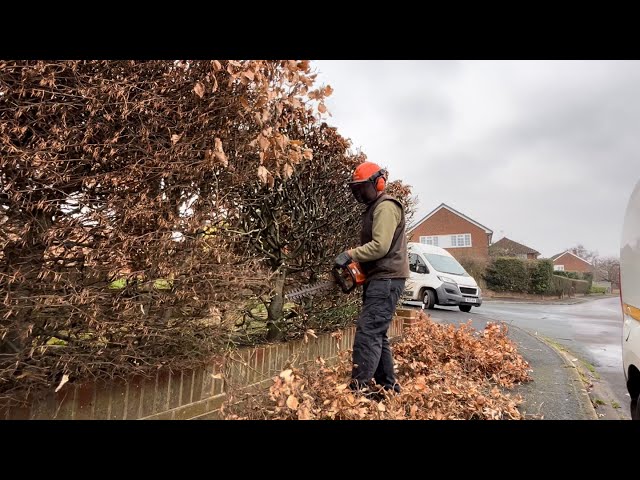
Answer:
xmin=285 ymin=261 xmax=366 ymax=302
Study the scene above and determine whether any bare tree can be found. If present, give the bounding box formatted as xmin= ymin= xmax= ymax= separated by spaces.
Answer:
xmin=567 ymin=244 xmax=598 ymax=263
xmin=594 ymin=256 xmax=620 ymax=288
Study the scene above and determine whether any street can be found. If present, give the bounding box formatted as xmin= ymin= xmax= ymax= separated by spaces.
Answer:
xmin=405 ymin=296 xmax=630 ymax=419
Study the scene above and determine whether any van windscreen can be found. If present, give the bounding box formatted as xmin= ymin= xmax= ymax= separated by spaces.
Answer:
xmin=424 ymin=254 xmax=469 ymax=276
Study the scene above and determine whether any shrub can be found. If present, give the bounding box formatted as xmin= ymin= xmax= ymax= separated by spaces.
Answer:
xmin=590 ymin=286 xmax=607 ymax=294
xmin=528 ymin=259 xmax=554 ymax=294
xmin=484 ymin=258 xmax=530 ymax=293
xmin=458 ymin=256 xmax=488 ymax=289
xmin=550 ymin=275 xmax=590 ymax=296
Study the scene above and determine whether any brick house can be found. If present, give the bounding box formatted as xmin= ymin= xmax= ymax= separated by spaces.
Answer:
xmin=407 ymin=203 xmax=493 ymax=261
xmin=489 ymin=237 xmax=540 ymax=260
xmin=550 ymin=251 xmax=593 ymax=273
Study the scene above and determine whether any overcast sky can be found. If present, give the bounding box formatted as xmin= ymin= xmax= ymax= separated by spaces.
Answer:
xmin=314 ymin=60 xmax=640 ymax=259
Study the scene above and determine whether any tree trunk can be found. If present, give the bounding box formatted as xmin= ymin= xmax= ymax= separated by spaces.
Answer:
xmin=266 ymin=269 xmax=286 ymax=341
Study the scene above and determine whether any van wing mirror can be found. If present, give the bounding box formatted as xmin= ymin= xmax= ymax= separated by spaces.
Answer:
xmin=417 ymin=265 xmax=428 ymax=274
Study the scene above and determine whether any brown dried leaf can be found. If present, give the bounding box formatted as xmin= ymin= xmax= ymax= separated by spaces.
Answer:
xmin=286 ymin=394 xmax=299 ymax=410
xmin=279 ymin=368 xmax=294 ymax=384
xmin=214 ymin=151 xmax=228 ymax=167
xmin=257 ymin=165 xmax=269 ymax=185
xmin=274 ymin=134 xmax=285 ymax=152
xmin=194 ymin=82 xmax=205 ymax=98
xmin=298 ymin=406 xmax=312 ymax=420
xmin=288 ymin=150 xmax=302 ymax=164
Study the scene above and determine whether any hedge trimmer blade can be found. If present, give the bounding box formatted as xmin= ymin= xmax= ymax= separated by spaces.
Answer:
xmin=285 ymin=281 xmax=335 ymax=302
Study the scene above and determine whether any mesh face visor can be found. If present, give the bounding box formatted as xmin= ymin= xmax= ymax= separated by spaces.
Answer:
xmin=349 ymin=181 xmax=376 ymax=204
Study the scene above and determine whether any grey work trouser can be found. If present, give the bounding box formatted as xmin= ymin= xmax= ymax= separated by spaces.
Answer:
xmin=351 ymin=278 xmax=406 ymax=391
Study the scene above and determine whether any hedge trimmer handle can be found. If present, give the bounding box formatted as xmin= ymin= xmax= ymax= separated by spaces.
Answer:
xmin=332 ymin=261 xmax=366 ymax=293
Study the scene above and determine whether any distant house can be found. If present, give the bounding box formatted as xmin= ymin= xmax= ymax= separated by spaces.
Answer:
xmin=407 ymin=203 xmax=493 ymax=261
xmin=489 ymin=237 xmax=540 ymax=260
xmin=550 ymin=251 xmax=593 ymax=273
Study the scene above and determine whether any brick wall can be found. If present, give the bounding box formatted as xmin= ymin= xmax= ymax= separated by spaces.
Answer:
xmin=408 ymin=208 xmax=490 ymax=261
xmin=1 ymin=311 xmax=416 ymax=420
xmin=553 ymin=253 xmax=593 ymax=273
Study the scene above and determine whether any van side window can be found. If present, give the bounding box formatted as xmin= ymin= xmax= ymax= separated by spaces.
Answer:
xmin=416 ymin=256 xmax=429 ymax=273
xmin=409 ymin=253 xmax=429 ymax=274
xmin=409 ymin=253 xmax=418 ymax=272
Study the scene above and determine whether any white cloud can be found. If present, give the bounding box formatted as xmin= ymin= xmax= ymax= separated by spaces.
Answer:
xmin=314 ymin=60 xmax=640 ymax=257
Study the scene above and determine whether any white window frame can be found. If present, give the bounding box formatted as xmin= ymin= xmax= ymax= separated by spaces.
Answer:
xmin=420 ymin=236 xmax=439 ymax=246
xmin=554 ymin=265 xmax=565 ymax=271
xmin=450 ymin=233 xmax=472 ymax=248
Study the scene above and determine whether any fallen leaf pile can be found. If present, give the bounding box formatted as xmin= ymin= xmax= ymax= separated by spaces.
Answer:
xmin=223 ymin=311 xmax=532 ymax=420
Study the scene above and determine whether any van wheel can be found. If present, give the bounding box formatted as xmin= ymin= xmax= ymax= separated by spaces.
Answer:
xmin=422 ymin=290 xmax=436 ymax=309
xmin=459 ymin=305 xmax=472 ymax=313
xmin=632 ymin=394 xmax=640 ymax=421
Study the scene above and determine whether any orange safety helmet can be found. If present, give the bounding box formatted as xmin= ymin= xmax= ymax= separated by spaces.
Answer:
xmin=348 ymin=161 xmax=387 ymax=192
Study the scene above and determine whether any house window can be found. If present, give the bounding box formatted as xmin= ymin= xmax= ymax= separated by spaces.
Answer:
xmin=420 ymin=236 xmax=438 ymax=246
xmin=554 ymin=265 xmax=564 ymax=271
xmin=451 ymin=233 xmax=472 ymax=248
xmin=517 ymin=254 xmax=527 ymax=259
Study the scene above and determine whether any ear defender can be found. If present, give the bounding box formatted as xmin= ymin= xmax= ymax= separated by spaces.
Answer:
xmin=373 ymin=169 xmax=388 ymax=192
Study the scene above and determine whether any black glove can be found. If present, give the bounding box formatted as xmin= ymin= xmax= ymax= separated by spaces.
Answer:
xmin=334 ymin=251 xmax=352 ymax=267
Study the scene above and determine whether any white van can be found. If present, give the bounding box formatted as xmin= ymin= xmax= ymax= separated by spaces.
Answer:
xmin=621 ymin=178 xmax=640 ymax=420
xmin=402 ymin=242 xmax=482 ymax=312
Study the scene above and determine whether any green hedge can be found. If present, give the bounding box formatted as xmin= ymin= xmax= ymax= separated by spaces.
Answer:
xmin=484 ymin=258 xmax=531 ymax=293
xmin=551 ymin=275 xmax=590 ymax=295
xmin=552 ymin=270 xmax=580 ymax=279
xmin=552 ymin=270 xmax=592 ymax=281
xmin=528 ymin=260 xmax=554 ymax=294
xmin=484 ymin=257 xmax=584 ymax=295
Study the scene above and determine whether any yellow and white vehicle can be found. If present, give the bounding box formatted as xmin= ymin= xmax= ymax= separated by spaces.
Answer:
xmin=621 ymin=178 xmax=640 ymax=420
